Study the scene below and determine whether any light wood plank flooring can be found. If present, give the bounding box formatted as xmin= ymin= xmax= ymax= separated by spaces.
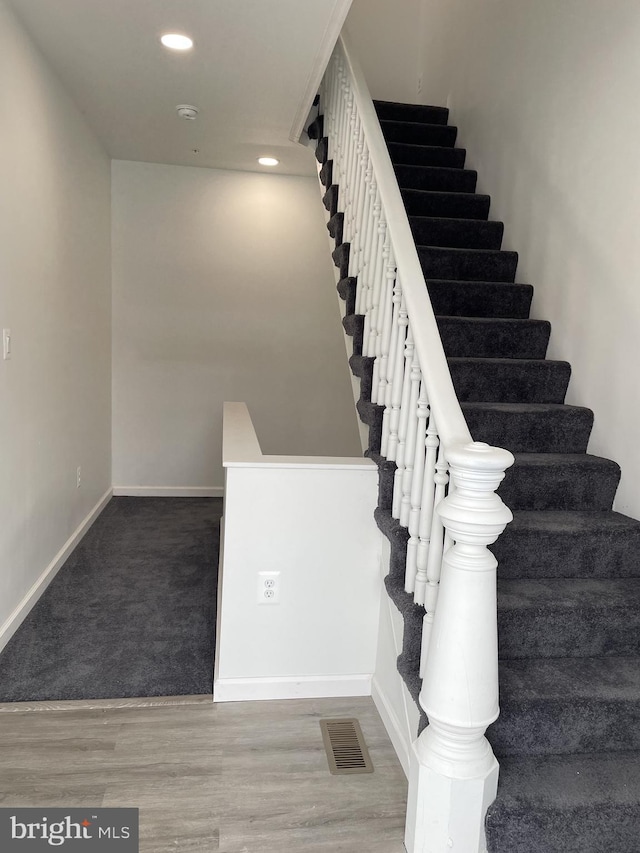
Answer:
xmin=0 ymin=696 xmax=408 ymax=852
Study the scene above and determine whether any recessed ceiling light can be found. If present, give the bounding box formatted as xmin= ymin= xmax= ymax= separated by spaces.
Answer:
xmin=161 ymin=33 xmax=194 ymax=51
xmin=258 ymin=157 xmax=279 ymax=167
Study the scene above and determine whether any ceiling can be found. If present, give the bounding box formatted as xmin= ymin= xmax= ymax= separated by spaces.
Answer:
xmin=9 ymin=0 xmax=351 ymax=176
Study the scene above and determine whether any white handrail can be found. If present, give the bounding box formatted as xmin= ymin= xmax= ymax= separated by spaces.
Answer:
xmin=338 ymin=32 xmax=471 ymax=451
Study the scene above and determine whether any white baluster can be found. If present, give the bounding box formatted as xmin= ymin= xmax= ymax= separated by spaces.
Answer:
xmin=400 ymin=349 xmax=421 ymax=528
xmin=374 ymin=243 xmax=396 ymax=406
xmin=418 ymin=448 xmax=449 ymax=660
xmin=392 ymin=328 xmax=415 ymax=519
xmin=405 ymin=442 xmax=514 ymax=853
xmin=413 ymin=409 xmax=439 ymax=606
xmin=385 ymin=297 xmax=407 ymax=462
xmin=381 ymin=275 xmax=403 ymax=457
xmin=365 ymin=217 xmax=387 ymax=358
xmin=405 ymin=382 xmax=428 ymax=594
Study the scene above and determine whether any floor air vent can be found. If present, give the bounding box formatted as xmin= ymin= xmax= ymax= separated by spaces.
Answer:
xmin=319 ymin=718 xmax=374 ymax=775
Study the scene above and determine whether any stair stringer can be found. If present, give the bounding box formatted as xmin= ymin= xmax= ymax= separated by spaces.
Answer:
xmin=371 ymin=531 xmax=421 ymax=777
xmin=315 ymin=162 xmax=369 ymax=455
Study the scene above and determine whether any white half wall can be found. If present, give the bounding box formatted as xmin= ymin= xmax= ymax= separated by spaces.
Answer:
xmin=111 ymin=160 xmax=361 ymax=491
xmin=214 ymin=403 xmax=380 ymax=701
xmin=0 ymin=0 xmax=112 ymax=640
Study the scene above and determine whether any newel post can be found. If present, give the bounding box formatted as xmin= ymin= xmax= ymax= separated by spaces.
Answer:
xmin=405 ymin=441 xmax=514 ymax=853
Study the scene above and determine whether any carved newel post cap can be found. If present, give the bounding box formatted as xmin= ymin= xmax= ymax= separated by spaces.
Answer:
xmin=438 ymin=441 xmax=515 ymax=545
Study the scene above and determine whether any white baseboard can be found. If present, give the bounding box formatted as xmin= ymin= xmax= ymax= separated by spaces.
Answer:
xmin=112 ymin=486 xmax=224 ymax=498
xmin=0 ymin=488 xmax=113 ymax=655
xmin=214 ymin=674 xmax=372 ymax=702
xmin=371 ymin=674 xmax=412 ymax=778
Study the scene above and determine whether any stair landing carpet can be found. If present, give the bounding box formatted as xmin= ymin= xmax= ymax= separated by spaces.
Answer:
xmin=0 ymin=497 xmax=220 ymax=701
xmin=312 ymin=99 xmax=640 ymax=852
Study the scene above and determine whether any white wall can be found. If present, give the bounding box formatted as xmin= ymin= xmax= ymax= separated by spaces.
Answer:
xmin=0 ymin=0 xmax=112 ymax=645
xmin=345 ymin=0 xmax=422 ymax=104
xmin=347 ymin=0 xmax=640 ymax=519
xmin=112 ymin=160 xmax=361 ymax=491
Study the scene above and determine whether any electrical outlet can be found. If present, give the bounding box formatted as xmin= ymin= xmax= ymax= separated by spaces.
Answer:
xmin=257 ymin=571 xmax=280 ymax=604
xmin=76 ymin=466 xmax=81 ymax=488
xmin=417 ymin=73 xmax=423 ymax=95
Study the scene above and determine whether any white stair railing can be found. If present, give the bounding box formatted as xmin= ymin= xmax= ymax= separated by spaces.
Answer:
xmin=318 ymin=34 xmax=515 ymax=853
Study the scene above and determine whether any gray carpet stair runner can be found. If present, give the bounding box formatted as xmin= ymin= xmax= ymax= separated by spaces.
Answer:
xmin=310 ymin=101 xmax=640 ymax=852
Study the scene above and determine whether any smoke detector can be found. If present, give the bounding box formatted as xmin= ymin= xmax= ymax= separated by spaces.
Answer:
xmin=176 ymin=104 xmax=199 ymax=120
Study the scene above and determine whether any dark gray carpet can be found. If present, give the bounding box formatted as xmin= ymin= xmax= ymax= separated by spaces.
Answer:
xmin=314 ymin=97 xmax=640 ymax=850
xmin=0 ymin=497 xmax=220 ymax=701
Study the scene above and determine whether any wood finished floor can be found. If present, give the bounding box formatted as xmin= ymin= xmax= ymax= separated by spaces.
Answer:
xmin=0 ymin=696 xmax=408 ymax=852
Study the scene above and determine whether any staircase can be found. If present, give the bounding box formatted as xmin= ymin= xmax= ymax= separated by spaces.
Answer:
xmin=312 ymin=94 xmax=640 ymax=851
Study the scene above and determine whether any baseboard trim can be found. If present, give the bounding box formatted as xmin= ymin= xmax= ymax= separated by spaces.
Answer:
xmin=214 ymin=674 xmax=372 ymax=702
xmin=112 ymin=486 xmax=224 ymax=498
xmin=372 ymin=675 xmax=412 ymax=778
xmin=0 ymin=488 xmax=113 ymax=655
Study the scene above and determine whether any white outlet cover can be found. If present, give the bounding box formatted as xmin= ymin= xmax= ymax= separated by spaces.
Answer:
xmin=3 ymin=328 xmax=11 ymax=360
xmin=257 ymin=571 xmax=280 ymax=604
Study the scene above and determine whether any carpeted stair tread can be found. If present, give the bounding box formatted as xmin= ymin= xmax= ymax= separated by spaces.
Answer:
xmin=449 ymin=357 xmax=570 ymax=403
xmin=498 ymin=577 xmax=640 ymax=658
xmin=380 ymin=119 xmax=458 ymax=148
xmin=320 ymin=160 xmax=333 ymax=189
xmin=493 ymin=510 xmax=640 ymax=579
xmin=402 ymin=188 xmax=491 ymax=220
xmin=307 ymin=114 xmax=323 ymax=140
xmin=418 ymin=245 xmax=518 ymax=282
xmin=461 ymin=402 xmax=593 ymax=454
xmin=332 ymin=241 xmax=350 ymax=278
xmin=499 ymin=453 xmax=621 ymax=512
xmin=315 ymin=136 xmax=328 ymax=165
xmin=349 ymin=354 xmax=375 ymax=401
xmin=342 ymin=313 xmax=364 ymax=356
xmin=322 ymin=183 xmax=337 ymax=215
xmin=356 ymin=398 xmax=384 ymax=453
xmin=327 ymin=211 xmax=344 ymax=245
xmin=337 ymin=276 xmax=357 ymax=316
xmin=485 ymin=751 xmax=640 ymax=853
xmin=394 ymin=163 xmax=478 ymax=193
xmin=410 ymin=216 xmax=504 ymax=250
xmin=428 ymin=279 xmax=533 ymax=319
xmin=489 ymin=656 xmax=640 ymax=756
xmin=386 ymin=142 xmax=466 ymax=169
xmin=437 ymin=316 xmax=550 ymax=359
xmin=374 ymin=100 xmax=449 ymax=125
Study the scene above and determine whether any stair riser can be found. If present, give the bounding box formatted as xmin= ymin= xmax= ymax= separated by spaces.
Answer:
xmin=492 ymin=522 xmax=640 ymax=579
xmin=437 ymin=319 xmax=550 ymax=359
xmin=498 ymin=609 xmax=640 ymax=658
xmin=381 ymin=120 xmax=458 ymax=147
xmin=411 ymin=218 xmax=504 ymax=250
xmin=315 ymin=137 xmax=328 ymax=165
xmin=402 ymin=189 xmax=491 ymax=220
xmin=395 ymin=164 xmax=477 ymax=193
xmin=450 ymin=360 xmax=570 ymax=404
xmin=462 ymin=406 xmax=593 ymax=454
xmin=498 ymin=463 xmax=620 ymax=512
xmin=332 ymin=242 xmax=350 ymax=279
xmin=418 ymin=247 xmax=518 ymax=282
xmin=489 ymin=701 xmax=640 ymax=757
xmin=428 ymin=281 xmax=533 ymax=319
xmin=387 ymin=142 xmax=466 ymax=168
xmin=374 ymin=101 xmax=449 ymax=124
